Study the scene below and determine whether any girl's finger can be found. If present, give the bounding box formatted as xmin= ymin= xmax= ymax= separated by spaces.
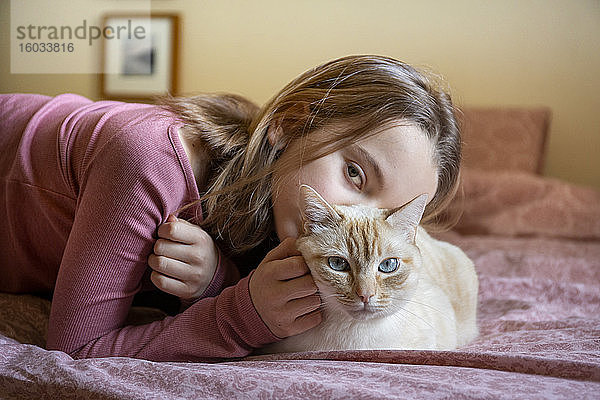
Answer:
xmin=148 ymin=253 xmax=193 ymax=281
xmin=281 ymin=274 xmax=319 ymax=301
xmin=289 ymin=293 xmax=322 ymax=317
xmin=262 ymin=237 xmax=302 ymax=264
xmin=153 ymin=238 xmax=201 ymax=264
xmin=150 ymin=270 xmax=190 ymax=298
xmin=158 ymin=216 xmax=207 ymax=244
xmin=291 ymin=308 xmax=322 ymax=336
xmin=272 ymin=256 xmax=311 ymax=281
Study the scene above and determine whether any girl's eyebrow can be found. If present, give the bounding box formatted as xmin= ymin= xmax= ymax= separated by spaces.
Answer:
xmin=348 ymin=144 xmax=385 ymax=188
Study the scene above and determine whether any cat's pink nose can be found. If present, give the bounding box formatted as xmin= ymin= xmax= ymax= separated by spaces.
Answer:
xmin=359 ymin=295 xmax=373 ymax=304
xmin=357 ymin=292 xmax=375 ymax=304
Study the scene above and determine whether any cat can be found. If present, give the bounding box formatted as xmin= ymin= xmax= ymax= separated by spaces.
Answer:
xmin=261 ymin=185 xmax=478 ymax=353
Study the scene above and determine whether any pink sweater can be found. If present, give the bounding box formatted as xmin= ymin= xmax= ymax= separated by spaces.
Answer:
xmin=0 ymin=93 xmax=278 ymax=361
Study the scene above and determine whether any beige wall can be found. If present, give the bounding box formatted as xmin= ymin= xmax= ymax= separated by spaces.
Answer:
xmin=1 ymin=0 xmax=599 ymax=189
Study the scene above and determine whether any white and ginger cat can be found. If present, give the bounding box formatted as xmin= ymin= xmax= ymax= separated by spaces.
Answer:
xmin=262 ymin=185 xmax=478 ymax=353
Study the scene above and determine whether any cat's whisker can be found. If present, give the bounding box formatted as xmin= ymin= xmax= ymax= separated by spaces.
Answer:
xmin=296 ymin=301 xmax=328 ymax=316
xmin=393 ymin=297 xmax=454 ymax=323
xmin=387 ymin=308 xmax=425 ymax=332
xmin=315 ymin=292 xmax=351 ymax=313
xmin=317 ymin=293 xmax=343 ymax=302
xmin=393 ymin=306 xmax=440 ymax=335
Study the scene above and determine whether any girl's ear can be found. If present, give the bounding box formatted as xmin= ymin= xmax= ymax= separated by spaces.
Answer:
xmin=299 ymin=185 xmax=341 ymax=234
xmin=385 ymin=194 xmax=428 ymax=242
xmin=267 ymin=102 xmax=311 ymax=149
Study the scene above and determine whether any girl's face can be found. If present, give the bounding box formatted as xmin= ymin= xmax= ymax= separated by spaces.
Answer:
xmin=271 ymin=122 xmax=439 ymax=241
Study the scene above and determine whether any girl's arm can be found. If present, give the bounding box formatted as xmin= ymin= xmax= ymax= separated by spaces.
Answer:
xmin=149 ymin=217 xmax=324 ymax=341
xmin=47 ymin=125 xmax=275 ymax=361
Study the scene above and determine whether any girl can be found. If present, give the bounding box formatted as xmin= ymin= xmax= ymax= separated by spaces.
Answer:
xmin=0 ymin=55 xmax=460 ymax=361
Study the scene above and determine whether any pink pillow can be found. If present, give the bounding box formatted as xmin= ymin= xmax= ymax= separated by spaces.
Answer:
xmin=448 ymin=169 xmax=600 ymax=240
xmin=460 ymin=107 xmax=551 ymax=174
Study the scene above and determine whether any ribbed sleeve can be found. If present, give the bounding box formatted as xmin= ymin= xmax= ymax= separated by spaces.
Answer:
xmin=0 ymin=93 xmax=280 ymax=361
xmin=70 ymin=272 xmax=279 ymax=361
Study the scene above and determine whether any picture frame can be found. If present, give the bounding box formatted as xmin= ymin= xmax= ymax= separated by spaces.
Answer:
xmin=100 ymin=13 xmax=179 ymax=100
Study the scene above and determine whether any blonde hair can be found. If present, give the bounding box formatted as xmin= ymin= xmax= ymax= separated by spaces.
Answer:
xmin=158 ymin=55 xmax=461 ymax=255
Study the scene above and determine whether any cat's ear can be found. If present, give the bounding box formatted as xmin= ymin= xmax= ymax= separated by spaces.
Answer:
xmin=385 ymin=193 xmax=428 ymax=242
xmin=299 ymin=185 xmax=341 ymax=234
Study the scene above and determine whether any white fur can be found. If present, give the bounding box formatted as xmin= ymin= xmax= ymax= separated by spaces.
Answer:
xmin=261 ymin=227 xmax=478 ymax=353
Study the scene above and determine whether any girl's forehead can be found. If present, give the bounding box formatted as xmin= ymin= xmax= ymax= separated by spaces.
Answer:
xmin=305 ymin=120 xmax=432 ymax=150
xmin=352 ymin=123 xmax=435 ymax=161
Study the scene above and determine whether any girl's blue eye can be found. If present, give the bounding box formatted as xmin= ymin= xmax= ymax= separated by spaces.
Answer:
xmin=378 ymin=258 xmax=399 ymax=273
xmin=346 ymin=163 xmax=363 ymax=188
xmin=328 ymin=256 xmax=350 ymax=271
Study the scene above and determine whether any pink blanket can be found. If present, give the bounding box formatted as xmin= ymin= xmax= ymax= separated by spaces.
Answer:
xmin=1 ymin=172 xmax=599 ymax=399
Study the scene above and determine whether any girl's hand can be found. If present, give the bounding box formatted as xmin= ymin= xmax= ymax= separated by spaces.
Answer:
xmin=249 ymin=237 xmax=322 ymax=338
xmin=148 ymin=215 xmax=219 ymax=301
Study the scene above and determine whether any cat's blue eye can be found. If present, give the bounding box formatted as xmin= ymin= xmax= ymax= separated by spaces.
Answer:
xmin=328 ymin=256 xmax=350 ymax=271
xmin=346 ymin=162 xmax=364 ymax=189
xmin=378 ymin=258 xmax=399 ymax=273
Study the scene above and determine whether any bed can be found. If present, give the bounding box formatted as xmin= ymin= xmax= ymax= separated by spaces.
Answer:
xmin=1 ymin=107 xmax=599 ymax=399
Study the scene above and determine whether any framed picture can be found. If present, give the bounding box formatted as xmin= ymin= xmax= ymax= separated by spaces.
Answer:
xmin=100 ymin=13 xmax=179 ymax=100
